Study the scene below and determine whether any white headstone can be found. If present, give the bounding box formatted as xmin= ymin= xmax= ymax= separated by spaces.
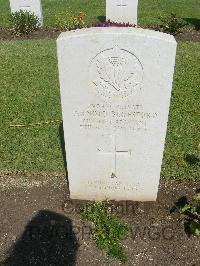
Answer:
xmin=10 ymin=0 xmax=43 ymax=26
xmin=106 ymin=0 xmax=138 ymax=25
xmin=57 ymin=27 xmax=177 ymax=201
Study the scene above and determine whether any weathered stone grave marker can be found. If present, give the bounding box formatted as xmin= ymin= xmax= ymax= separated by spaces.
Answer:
xmin=106 ymin=0 xmax=139 ymax=25
xmin=57 ymin=27 xmax=177 ymax=201
xmin=10 ymin=0 xmax=43 ymax=26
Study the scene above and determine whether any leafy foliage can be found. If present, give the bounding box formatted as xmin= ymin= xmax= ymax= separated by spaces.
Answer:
xmin=158 ymin=13 xmax=185 ymax=35
xmin=81 ymin=202 xmax=129 ymax=263
xmin=10 ymin=10 xmax=40 ymax=36
xmin=91 ymin=20 xmax=136 ymax=28
xmin=173 ymin=193 xmax=200 ymax=237
xmin=54 ymin=10 xmax=86 ymax=30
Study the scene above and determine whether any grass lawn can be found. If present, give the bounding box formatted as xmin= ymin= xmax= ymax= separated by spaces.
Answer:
xmin=0 ymin=40 xmax=199 ymax=178
xmin=163 ymin=42 xmax=200 ymax=179
xmin=0 ymin=0 xmax=199 ymax=28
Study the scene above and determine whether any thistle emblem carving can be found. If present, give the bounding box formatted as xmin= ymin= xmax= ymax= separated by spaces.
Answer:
xmin=90 ymin=46 xmax=143 ymax=100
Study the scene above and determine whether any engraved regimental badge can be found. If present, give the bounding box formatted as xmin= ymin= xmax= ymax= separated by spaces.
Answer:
xmin=90 ymin=46 xmax=143 ymax=100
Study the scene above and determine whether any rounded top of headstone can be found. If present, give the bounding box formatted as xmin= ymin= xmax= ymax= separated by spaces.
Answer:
xmin=57 ymin=27 xmax=176 ymax=44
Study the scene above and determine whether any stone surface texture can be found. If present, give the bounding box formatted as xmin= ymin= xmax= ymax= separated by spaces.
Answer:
xmin=106 ymin=0 xmax=139 ymax=25
xmin=57 ymin=27 xmax=177 ymax=201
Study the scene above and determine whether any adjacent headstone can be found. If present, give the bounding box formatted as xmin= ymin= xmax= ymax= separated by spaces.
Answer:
xmin=106 ymin=0 xmax=138 ymax=25
xmin=10 ymin=0 xmax=43 ymax=26
xmin=57 ymin=27 xmax=177 ymax=201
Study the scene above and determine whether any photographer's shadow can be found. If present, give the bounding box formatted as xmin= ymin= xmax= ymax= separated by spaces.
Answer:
xmin=4 ymin=210 xmax=78 ymax=266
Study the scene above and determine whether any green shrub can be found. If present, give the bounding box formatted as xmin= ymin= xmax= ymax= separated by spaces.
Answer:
xmin=173 ymin=192 xmax=200 ymax=237
xmin=10 ymin=10 xmax=40 ymax=36
xmin=54 ymin=10 xmax=86 ymax=30
xmin=81 ymin=202 xmax=129 ymax=263
xmin=158 ymin=13 xmax=185 ymax=35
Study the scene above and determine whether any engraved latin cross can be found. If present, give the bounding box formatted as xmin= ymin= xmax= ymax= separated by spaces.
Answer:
xmin=98 ymin=135 xmax=131 ymax=178
xmin=116 ymin=0 xmax=128 ymax=8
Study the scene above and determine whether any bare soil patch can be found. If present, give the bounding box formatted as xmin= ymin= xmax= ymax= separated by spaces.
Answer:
xmin=0 ymin=27 xmax=199 ymax=42
xmin=0 ymin=27 xmax=61 ymax=41
xmin=0 ymin=176 xmax=199 ymax=265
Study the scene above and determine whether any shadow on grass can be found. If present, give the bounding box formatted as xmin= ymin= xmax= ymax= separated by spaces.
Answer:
xmin=183 ymin=18 xmax=200 ymax=30
xmin=184 ymin=153 xmax=200 ymax=165
xmin=3 ymin=210 xmax=78 ymax=265
xmin=97 ymin=16 xmax=106 ymax=22
xmin=59 ymin=122 xmax=68 ymax=177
